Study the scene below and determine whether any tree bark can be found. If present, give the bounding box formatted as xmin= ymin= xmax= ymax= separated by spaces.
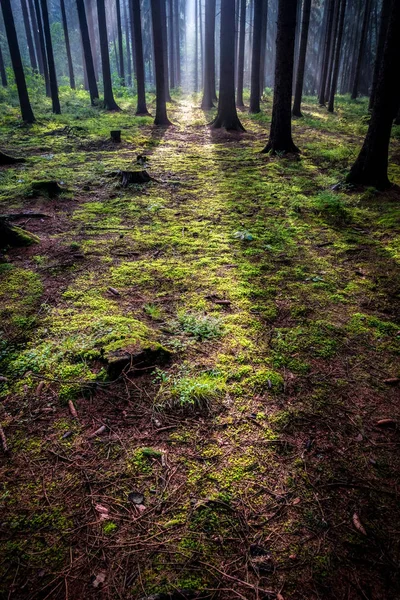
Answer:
xmin=0 ymin=43 xmax=7 ymax=87
xmin=351 ymin=0 xmax=372 ymax=99
xmin=132 ymin=0 xmax=150 ymax=115
xmin=20 ymin=0 xmax=38 ymax=71
xmin=318 ymin=0 xmax=335 ymax=105
xmin=346 ymin=1 xmax=400 ymax=189
xmin=236 ymin=0 xmax=246 ymax=107
xmin=174 ymin=0 xmax=180 ymax=86
xmin=150 ymin=0 xmax=172 ymax=125
xmin=211 ymin=0 xmax=245 ymax=131
xmin=1 ymin=0 xmax=35 ymax=122
xmin=249 ymin=0 xmax=263 ymax=113
xmin=168 ymin=0 xmax=175 ymax=89
xmin=27 ymin=0 xmax=44 ymax=75
xmin=201 ymin=0 xmax=216 ymax=108
xmin=160 ymin=0 xmax=172 ymax=101
xmin=116 ymin=0 xmax=125 ymax=85
xmin=259 ymin=0 xmax=268 ymax=96
xmin=76 ymin=0 xmax=99 ymax=103
xmin=40 ymin=0 xmax=61 ymax=113
xmin=33 ymin=0 xmax=50 ymax=95
xmin=262 ymin=0 xmax=299 ymax=153
xmin=60 ymin=0 xmax=75 ymax=89
xmin=292 ymin=0 xmax=311 ymax=117
xmin=369 ymin=0 xmax=391 ymax=111
xmin=324 ymin=0 xmax=340 ymax=102
xmin=328 ymin=0 xmax=347 ymax=113
xmin=195 ymin=0 xmax=199 ymax=91
xmin=123 ymin=0 xmax=132 ymax=86
xmin=96 ymin=0 xmax=120 ymax=110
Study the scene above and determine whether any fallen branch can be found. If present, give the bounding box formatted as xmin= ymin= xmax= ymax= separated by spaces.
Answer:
xmin=0 ymin=424 xmax=9 ymax=454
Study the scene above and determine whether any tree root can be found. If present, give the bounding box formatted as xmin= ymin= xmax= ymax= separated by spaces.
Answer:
xmin=0 ymin=218 xmax=40 ymax=247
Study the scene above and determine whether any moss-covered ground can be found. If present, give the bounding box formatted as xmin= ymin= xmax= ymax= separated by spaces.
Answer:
xmin=1 ymin=86 xmax=400 ymax=600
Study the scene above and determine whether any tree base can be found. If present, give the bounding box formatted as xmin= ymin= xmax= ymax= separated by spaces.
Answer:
xmin=0 ymin=151 xmax=25 ymax=166
xmin=262 ymin=141 xmax=300 ymax=155
xmin=345 ymin=170 xmax=392 ymax=191
xmin=154 ymin=118 xmax=172 ymax=127
xmin=211 ymin=114 xmax=246 ymax=132
xmin=292 ymin=108 xmax=303 ymax=118
xmin=0 ymin=219 xmax=40 ymax=247
xmin=136 ymin=109 xmax=151 ymax=117
xmin=31 ymin=181 xmax=65 ymax=197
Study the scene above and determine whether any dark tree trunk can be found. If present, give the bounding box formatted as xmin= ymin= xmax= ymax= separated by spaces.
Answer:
xmin=150 ymin=0 xmax=171 ymax=125
xmin=211 ymin=0 xmax=244 ymax=131
xmin=27 ymin=0 xmax=44 ymax=75
xmin=395 ymin=104 xmax=400 ymax=126
xmin=236 ymin=0 xmax=246 ymax=107
xmin=351 ymin=0 xmax=372 ymax=99
xmin=369 ymin=0 xmax=391 ymax=111
xmin=60 ymin=0 xmax=75 ymax=89
xmin=292 ymin=0 xmax=311 ymax=117
xmin=123 ymin=0 xmax=132 ymax=86
xmin=199 ymin=0 xmax=203 ymax=88
xmin=262 ymin=0 xmax=299 ymax=154
xmin=116 ymin=0 xmax=125 ymax=85
xmin=132 ymin=0 xmax=150 ymax=115
xmin=346 ymin=1 xmax=400 ymax=189
xmin=201 ymin=0 xmax=216 ymax=108
xmin=0 ymin=44 xmax=7 ymax=87
xmin=76 ymin=0 xmax=99 ymax=103
xmin=96 ymin=0 xmax=120 ymax=110
xmin=328 ymin=0 xmax=346 ymax=112
xmin=174 ymin=0 xmax=180 ymax=86
xmin=249 ymin=0 xmax=263 ymax=113
xmin=160 ymin=0 xmax=172 ymax=101
xmin=324 ymin=0 xmax=340 ymax=101
xmin=318 ymin=0 xmax=335 ymax=105
xmin=195 ymin=0 xmax=199 ymax=91
xmin=86 ymin=0 xmax=99 ymax=80
xmin=259 ymin=0 xmax=268 ymax=96
xmin=33 ymin=0 xmax=50 ymax=95
xmin=21 ymin=0 xmax=38 ymax=71
xmin=1 ymin=0 xmax=35 ymax=122
xmin=168 ymin=0 xmax=175 ymax=89
xmin=40 ymin=0 xmax=61 ymax=113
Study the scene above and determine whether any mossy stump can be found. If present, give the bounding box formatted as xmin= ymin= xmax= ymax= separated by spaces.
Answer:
xmin=0 ymin=219 xmax=40 ymax=247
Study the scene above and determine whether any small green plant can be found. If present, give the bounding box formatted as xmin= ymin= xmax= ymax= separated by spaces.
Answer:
xmin=102 ymin=521 xmax=117 ymax=535
xmin=178 ymin=313 xmax=224 ymax=341
xmin=144 ymin=303 xmax=162 ymax=320
xmin=158 ymin=371 xmax=226 ymax=412
xmin=311 ymin=190 xmax=350 ymax=223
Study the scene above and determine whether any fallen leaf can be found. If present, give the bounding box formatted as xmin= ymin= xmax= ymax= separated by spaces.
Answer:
xmin=292 ymin=497 xmax=301 ymax=505
xmin=92 ymin=571 xmax=106 ymax=588
xmin=95 ymin=504 xmax=109 ymax=520
xmin=352 ymin=512 xmax=367 ymax=536
xmin=68 ymin=400 xmax=78 ymax=419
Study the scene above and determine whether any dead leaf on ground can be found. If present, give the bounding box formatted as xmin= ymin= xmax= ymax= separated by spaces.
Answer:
xmin=352 ymin=512 xmax=367 ymax=536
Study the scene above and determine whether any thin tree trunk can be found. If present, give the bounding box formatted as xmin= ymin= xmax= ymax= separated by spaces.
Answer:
xmin=151 ymin=0 xmax=171 ymax=125
xmin=76 ymin=0 xmax=99 ymax=103
xmin=369 ymin=0 xmax=391 ymax=111
xmin=116 ymin=0 xmax=125 ymax=85
xmin=292 ymin=0 xmax=311 ymax=117
xmin=1 ymin=0 xmax=35 ymax=122
xmin=174 ymin=0 xmax=180 ymax=86
xmin=33 ymin=0 xmax=50 ymax=95
xmin=236 ymin=0 xmax=246 ymax=107
xmin=0 ymin=43 xmax=7 ymax=87
xmin=27 ymin=0 xmax=44 ymax=75
xmin=201 ymin=0 xmax=216 ymax=108
xmin=259 ymin=0 xmax=268 ymax=96
xmin=249 ymin=0 xmax=263 ymax=113
xmin=86 ymin=0 xmax=99 ymax=80
xmin=318 ymin=0 xmax=335 ymax=105
xmin=132 ymin=0 xmax=150 ymax=114
xmin=96 ymin=0 xmax=120 ymax=109
xmin=21 ymin=0 xmax=38 ymax=71
xmin=351 ymin=0 xmax=372 ymax=99
xmin=195 ymin=0 xmax=199 ymax=91
xmin=124 ymin=0 xmax=132 ymax=86
xmin=60 ymin=0 xmax=75 ymax=89
xmin=168 ymin=0 xmax=175 ymax=89
xmin=160 ymin=0 xmax=172 ymax=101
xmin=346 ymin=1 xmax=400 ymax=189
xmin=199 ymin=0 xmax=203 ymax=89
xmin=263 ymin=0 xmax=299 ymax=153
xmin=324 ymin=0 xmax=340 ymax=101
xmin=211 ymin=0 xmax=245 ymax=130
xmin=328 ymin=0 xmax=347 ymax=112
xmin=40 ymin=0 xmax=61 ymax=113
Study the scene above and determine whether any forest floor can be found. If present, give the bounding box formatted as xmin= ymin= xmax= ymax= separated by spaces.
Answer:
xmin=0 ymin=88 xmax=400 ymax=600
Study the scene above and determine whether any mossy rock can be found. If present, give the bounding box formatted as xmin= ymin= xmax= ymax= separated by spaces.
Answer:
xmin=106 ymin=343 xmax=172 ymax=379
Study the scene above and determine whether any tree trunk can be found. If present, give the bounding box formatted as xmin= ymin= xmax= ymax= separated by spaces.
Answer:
xmin=211 ymin=0 xmax=245 ymax=131
xmin=76 ymin=0 xmax=99 ymax=103
xmin=369 ymin=0 xmax=391 ymax=111
xmin=96 ymin=0 xmax=120 ymax=110
xmin=262 ymin=0 xmax=299 ymax=154
xmin=328 ymin=0 xmax=347 ymax=113
xmin=86 ymin=0 xmax=99 ymax=80
xmin=346 ymin=1 xmax=400 ymax=189
xmin=33 ymin=0 xmax=50 ymax=95
xmin=174 ymin=0 xmax=180 ymax=86
xmin=123 ymin=0 xmax=132 ymax=86
xmin=292 ymin=0 xmax=311 ymax=117
xmin=27 ymin=0 xmax=44 ymax=76
xmin=0 ymin=43 xmax=7 ymax=87
xmin=1 ymin=0 xmax=35 ymax=122
xmin=324 ymin=0 xmax=340 ymax=102
xmin=150 ymin=0 xmax=171 ymax=125
xmin=249 ymin=0 xmax=263 ymax=113
xmin=168 ymin=0 xmax=175 ymax=89
xmin=236 ymin=0 xmax=246 ymax=107
xmin=60 ymin=0 xmax=75 ymax=89
xmin=116 ymin=0 xmax=125 ymax=85
xmin=132 ymin=0 xmax=150 ymax=115
xmin=318 ymin=0 xmax=335 ymax=105
xmin=160 ymin=0 xmax=172 ymax=101
xmin=195 ymin=0 xmax=199 ymax=91
xmin=40 ymin=0 xmax=61 ymax=113
xmin=351 ymin=0 xmax=372 ymax=99
xmin=20 ymin=0 xmax=38 ymax=71
xmin=201 ymin=0 xmax=216 ymax=108
xmin=0 ymin=219 xmax=39 ymax=247
xmin=259 ymin=0 xmax=268 ymax=96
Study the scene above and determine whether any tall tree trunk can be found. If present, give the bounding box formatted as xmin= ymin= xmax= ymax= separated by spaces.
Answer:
xmin=150 ymin=0 xmax=171 ymax=125
xmin=0 ymin=43 xmax=7 ymax=87
xmin=328 ymin=0 xmax=347 ymax=112
xmin=199 ymin=0 xmax=203 ymax=89
xmin=60 ymin=0 xmax=75 ymax=89
xmin=346 ymin=0 xmax=400 ymax=189
xmin=168 ymin=0 xmax=175 ymax=89
xmin=123 ymin=0 xmax=132 ymax=86
xmin=1 ymin=0 xmax=35 ymax=122
xmin=369 ymin=0 xmax=391 ymax=111
xmin=21 ymin=0 xmax=38 ymax=71
xmin=86 ymin=0 xmax=99 ymax=80
xmin=174 ymin=0 xmax=180 ymax=86
xmin=292 ymin=0 xmax=311 ymax=117
xmin=249 ymin=0 xmax=263 ymax=113
xmin=324 ymin=0 xmax=340 ymax=101
xmin=201 ymin=0 xmax=216 ymax=108
xmin=262 ymin=0 xmax=299 ymax=153
xmin=116 ymin=0 xmax=125 ymax=85
xmin=259 ymin=0 xmax=268 ymax=96
xmin=160 ymin=0 xmax=172 ymax=101
xmin=27 ymin=0 xmax=44 ymax=75
xmin=236 ymin=0 xmax=246 ymax=107
xmin=40 ymin=0 xmax=60 ymax=113
xmin=76 ymin=0 xmax=99 ymax=103
xmin=351 ymin=0 xmax=372 ymax=99
xmin=195 ymin=0 xmax=199 ymax=91
xmin=131 ymin=0 xmax=150 ymax=114
xmin=211 ymin=0 xmax=244 ymax=130
xmin=96 ymin=0 xmax=120 ymax=109
xmin=33 ymin=0 xmax=50 ymax=95
xmin=318 ymin=0 xmax=335 ymax=105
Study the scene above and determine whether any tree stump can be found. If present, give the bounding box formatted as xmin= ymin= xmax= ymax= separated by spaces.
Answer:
xmin=110 ymin=130 xmax=121 ymax=143
xmin=31 ymin=180 xmax=64 ymax=197
xmin=0 ymin=218 xmax=40 ymax=247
